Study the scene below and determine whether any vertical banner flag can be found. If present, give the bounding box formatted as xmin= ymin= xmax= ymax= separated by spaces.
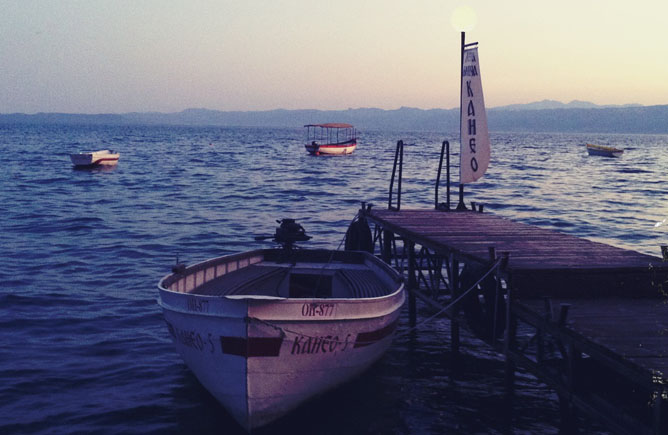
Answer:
xmin=460 ymin=47 xmax=490 ymax=184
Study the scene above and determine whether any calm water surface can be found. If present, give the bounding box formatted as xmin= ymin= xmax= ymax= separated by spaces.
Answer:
xmin=2 ymin=124 xmax=667 ymax=434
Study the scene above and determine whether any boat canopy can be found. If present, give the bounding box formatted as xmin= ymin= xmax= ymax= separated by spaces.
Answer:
xmin=304 ymin=123 xmax=356 ymax=146
xmin=303 ymin=123 xmax=353 ymax=129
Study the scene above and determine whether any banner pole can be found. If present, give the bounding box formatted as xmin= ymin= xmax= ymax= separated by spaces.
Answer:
xmin=457 ymin=31 xmax=467 ymax=211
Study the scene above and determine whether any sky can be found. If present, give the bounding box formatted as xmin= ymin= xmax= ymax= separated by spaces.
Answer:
xmin=2 ymin=0 xmax=668 ymax=114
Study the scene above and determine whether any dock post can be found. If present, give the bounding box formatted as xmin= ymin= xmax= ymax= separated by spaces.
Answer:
xmin=382 ymin=230 xmax=393 ymax=264
xmin=560 ymin=342 xmax=580 ymax=432
xmin=653 ymin=384 xmax=665 ymax=434
xmin=450 ymin=256 xmax=461 ymax=354
xmin=407 ymin=240 xmax=417 ymax=327
xmin=504 ymin=274 xmax=516 ymax=411
xmin=456 ymin=184 xmax=467 ymax=211
xmin=558 ymin=397 xmax=576 ymax=434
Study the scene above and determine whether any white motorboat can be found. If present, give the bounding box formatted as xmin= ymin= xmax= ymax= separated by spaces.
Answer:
xmin=70 ymin=149 xmax=119 ymax=167
xmin=157 ymin=220 xmax=404 ymax=431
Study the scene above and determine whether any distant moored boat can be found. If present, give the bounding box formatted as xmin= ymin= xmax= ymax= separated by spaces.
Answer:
xmin=304 ymin=123 xmax=357 ymax=155
xmin=70 ymin=149 xmax=119 ymax=167
xmin=586 ymin=143 xmax=623 ymax=158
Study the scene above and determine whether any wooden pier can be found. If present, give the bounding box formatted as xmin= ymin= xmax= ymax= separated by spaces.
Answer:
xmin=358 ymin=207 xmax=668 ymax=434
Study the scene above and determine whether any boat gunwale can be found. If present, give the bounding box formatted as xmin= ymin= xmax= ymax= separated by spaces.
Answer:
xmin=158 ymin=248 xmax=403 ymax=300
xmin=157 ymin=293 xmax=406 ymax=321
xmin=157 ymin=283 xmax=406 ymax=310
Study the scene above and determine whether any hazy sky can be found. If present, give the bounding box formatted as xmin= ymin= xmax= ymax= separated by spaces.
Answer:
xmin=2 ymin=1 xmax=667 ymax=114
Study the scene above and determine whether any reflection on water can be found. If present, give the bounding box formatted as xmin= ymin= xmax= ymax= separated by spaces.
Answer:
xmin=72 ymin=164 xmax=119 ymax=172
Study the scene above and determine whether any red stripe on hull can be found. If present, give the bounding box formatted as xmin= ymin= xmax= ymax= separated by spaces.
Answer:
xmin=353 ymin=319 xmax=399 ymax=348
xmin=316 ymin=142 xmax=356 ymax=149
xmin=220 ymin=336 xmax=283 ymax=357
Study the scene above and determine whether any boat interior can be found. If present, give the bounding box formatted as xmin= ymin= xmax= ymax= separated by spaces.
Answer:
xmin=163 ymin=249 xmax=397 ymax=299
xmin=195 ymin=263 xmax=389 ymax=299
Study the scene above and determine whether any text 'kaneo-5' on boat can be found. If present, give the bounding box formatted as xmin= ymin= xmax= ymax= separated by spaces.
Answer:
xmin=304 ymin=123 xmax=357 ymax=155
xmin=157 ymin=219 xmax=404 ymax=431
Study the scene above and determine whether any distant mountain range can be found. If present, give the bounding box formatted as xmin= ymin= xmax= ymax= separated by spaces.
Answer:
xmin=491 ymin=99 xmax=642 ymax=111
xmin=1 ymin=100 xmax=667 ymax=134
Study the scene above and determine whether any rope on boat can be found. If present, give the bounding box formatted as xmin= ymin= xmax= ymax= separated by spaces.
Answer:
xmin=249 ymin=257 xmax=502 ymax=346
xmin=394 ymin=257 xmax=502 ymax=339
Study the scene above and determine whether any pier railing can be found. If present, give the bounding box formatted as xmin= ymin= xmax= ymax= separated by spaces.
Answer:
xmin=387 ymin=140 xmax=403 ymax=211
xmin=434 ymin=140 xmax=451 ymax=211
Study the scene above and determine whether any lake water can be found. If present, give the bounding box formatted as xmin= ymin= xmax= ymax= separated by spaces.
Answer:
xmin=2 ymin=124 xmax=667 ymax=434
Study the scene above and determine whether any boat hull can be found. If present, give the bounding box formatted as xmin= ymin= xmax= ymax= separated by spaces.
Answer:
xmin=70 ymin=149 xmax=119 ymax=167
xmin=305 ymin=141 xmax=357 ymax=156
xmin=158 ymin=249 xmax=404 ymax=430
xmin=586 ymin=144 xmax=623 ymax=158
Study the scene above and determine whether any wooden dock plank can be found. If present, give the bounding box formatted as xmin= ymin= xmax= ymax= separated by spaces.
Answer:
xmin=370 ymin=209 xmax=658 ymax=258
xmin=519 ymin=298 xmax=668 ymax=376
xmin=367 ymin=208 xmax=668 ymax=298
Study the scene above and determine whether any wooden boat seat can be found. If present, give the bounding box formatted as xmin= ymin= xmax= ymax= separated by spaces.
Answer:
xmin=337 ymin=269 xmax=388 ymax=299
xmin=194 ymin=265 xmax=287 ymax=297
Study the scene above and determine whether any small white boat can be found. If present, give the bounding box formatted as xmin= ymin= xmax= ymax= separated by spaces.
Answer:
xmin=70 ymin=149 xmax=119 ymax=167
xmin=157 ymin=220 xmax=404 ymax=430
xmin=586 ymin=143 xmax=623 ymax=157
xmin=304 ymin=123 xmax=357 ymax=155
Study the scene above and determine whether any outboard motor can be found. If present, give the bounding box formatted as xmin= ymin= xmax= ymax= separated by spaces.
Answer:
xmin=273 ymin=218 xmax=311 ymax=249
xmin=256 ymin=218 xmax=311 ymax=251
